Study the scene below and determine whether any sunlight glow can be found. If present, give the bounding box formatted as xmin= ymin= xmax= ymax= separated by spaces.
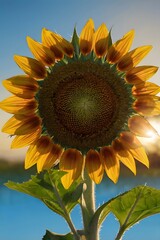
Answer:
xmin=146 ymin=130 xmax=157 ymax=138
xmin=138 ymin=117 xmax=160 ymax=154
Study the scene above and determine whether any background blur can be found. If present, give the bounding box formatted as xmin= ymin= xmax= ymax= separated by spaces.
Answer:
xmin=1 ymin=0 xmax=160 ymax=239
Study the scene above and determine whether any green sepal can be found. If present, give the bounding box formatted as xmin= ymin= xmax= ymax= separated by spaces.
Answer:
xmin=108 ymin=28 xmax=113 ymax=49
xmin=71 ymin=27 xmax=80 ymax=59
xmin=42 ymin=230 xmax=74 ymax=240
xmin=5 ymin=169 xmax=83 ymax=218
xmin=89 ymin=185 xmax=160 ymax=239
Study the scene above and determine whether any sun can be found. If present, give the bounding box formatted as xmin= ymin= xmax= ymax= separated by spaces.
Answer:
xmin=138 ymin=116 xmax=160 ymax=153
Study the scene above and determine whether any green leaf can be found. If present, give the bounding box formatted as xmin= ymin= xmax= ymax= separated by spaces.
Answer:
xmin=71 ymin=27 xmax=80 ymax=59
xmin=108 ymin=185 xmax=160 ymax=229
xmin=89 ymin=185 xmax=160 ymax=239
xmin=42 ymin=230 xmax=74 ymax=240
xmin=5 ymin=170 xmax=83 ymax=218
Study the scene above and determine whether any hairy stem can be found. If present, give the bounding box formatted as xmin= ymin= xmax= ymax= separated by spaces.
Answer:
xmin=80 ymin=171 xmax=99 ymax=240
xmin=115 ymin=226 xmax=125 ymax=240
xmin=48 ymin=170 xmax=80 ymax=240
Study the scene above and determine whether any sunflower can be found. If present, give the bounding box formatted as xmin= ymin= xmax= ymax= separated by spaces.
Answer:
xmin=1 ymin=19 xmax=159 ymax=189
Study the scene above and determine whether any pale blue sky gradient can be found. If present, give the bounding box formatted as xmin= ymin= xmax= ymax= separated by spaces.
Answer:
xmin=1 ymin=0 xmax=160 ymax=160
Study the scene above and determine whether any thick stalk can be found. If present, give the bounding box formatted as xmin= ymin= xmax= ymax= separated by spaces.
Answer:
xmin=80 ymin=171 xmax=99 ymax=240
xmin=48 ymin=170 xmax=80 ymax=240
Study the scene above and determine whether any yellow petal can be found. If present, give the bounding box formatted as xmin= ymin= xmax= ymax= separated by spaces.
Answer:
xmin=129 ymin=146 xmax=149 ymax=168
xmin=107 ymin=30 xmax=134 ymax=63
xmin=93 ymin=23 xmax=109 ymax=57
xmin=143 ymin=101 xmax=160 ymax=115
xmin=42 ymin=28 xmax=64 ymax=60
xmin=119 ymin=131 xmax=142 ymax=148
xmin=100 ymin=146 xmax=120 ymax=183
xmin=42 ymin=144 xmax=63 ymax=170
xmin=25 ymin=144 xmax=39 ymax=168
xmin=154 ymin=102 xmax=160 ymax=115
xmin=125 ymin=66 xmax=158 ymax=84
xmin=117 ymin=46 xmax=152 ymax=72
xmin=79 ymin=19 xmax=94 ymax=55
xmin=2 ymin=114 xmax=41 ymax=135
xmin=14 ymin=55 xmax=47 ymax=80
xmin=112 ymin=139 xmax=136 ymax=175
xmin=59 ymin=149 xmax=83 ymax=189
xmin=128 ymin=115 xmax=158 ymax=137
xmin=25 ymin=136 xmax=53 ymax=169
xmin=133 ymin=96 xmax=159 ymax=115
xmin=119 ymin=135 xmax=149 ymax=168
xmin=27 ymin=36 xmax=55 ymax=66
xmin=132 ymin=82 xmax=160 ymax=96
xmin=2 ymin=75 xmax=38 ymax=99
xmin=11 ymin=127 xmax=41 ymax=148
xmin=52 ymin=33 xmax=74 ymax=57
xmin=85 ymin=149 xmax=104 ymax=184
xmin=0 ymin=96 xmax=37 ymax=115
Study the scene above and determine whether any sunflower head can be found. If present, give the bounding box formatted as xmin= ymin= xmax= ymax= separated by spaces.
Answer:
xmin=1 ymin=19 xmax=159 ymax=188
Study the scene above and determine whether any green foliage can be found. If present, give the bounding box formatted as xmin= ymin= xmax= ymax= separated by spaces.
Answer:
xmin=43 ymin=230 xmax=74 ymax=240
xmin=5 ymin=170 xmax=83 ymax=218
xmin=89 ymin=185 xmax=160 ymax=239
xmin=109 ymin=185 xmax=160 ymax=229
xmin=5 ymin=172 xmax=160 ymax=240
xmin=71 ymin=27 xmax=80 ymax=59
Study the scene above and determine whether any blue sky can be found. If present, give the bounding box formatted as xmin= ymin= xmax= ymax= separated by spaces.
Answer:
xmin=1 ymin=0 xmax=160 ymax=160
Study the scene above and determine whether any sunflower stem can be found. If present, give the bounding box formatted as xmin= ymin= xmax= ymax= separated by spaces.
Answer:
xmin=80 ymin=170 xmax=99 ymax=240
xmin=48 ymin=170 xmax=80 ymax=240
xmin=115 ymin=227 xmax=125 ymax=240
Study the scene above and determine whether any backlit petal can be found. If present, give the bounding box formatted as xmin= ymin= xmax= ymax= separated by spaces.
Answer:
xmin=100 ymin=146 xmax=120 ymax=183
xmin=112 ymin=139 xmax=136 ymax=175
xmin=133 ymin=96 xmax=160 ymax=115
xmin=79 ymin=19 xmax=94 ymax=55
xmin=2 ymin=114 xmax=41 ymax=135
xmin=132 ymin=82 xmax=160 ymax=96
xmin=85 ymin=149 xmax=104 ymax=184
xmin=107 ymin=30 xmax=134 ymax=63
xmin=129 ymin=146 xmax=149 ymax=168
xmin=25 ymin=136 xmax=53 ymax=169
xmin=93 ymin=23 xmax=109 ymax=57
xmin=42 ymin=28 xmax=64 ymax=60
xmin=11 ymin=127 xmax=41 ymax=148
xmin=0 ymin=96 xmax=37 ymax=115
xmin=119 ymin=135 xmax=149 ymax=168
xmin=14 ymin=55 xmax=47 ymax=80
xmin=27 ymin=36 xmax=55 ymax=66
xmin=117 ymin=46 xmax=152 ymax=72
xmin=52 ymin=33 xmax=74 ymax=57
xmin=42 ymin=144 xmax=63 ymax=170
xmin=125 ymin=66 xmax=158 ymax=84
xmin=59 ymin=149 xmax=83 ymax=189
xmin=119 ymin=131 xmax=142 ymax=148
xmin=128 ymin=115 xmax=158 ymax=137
xmin=2 ymin=75 xmax=38 ymax=99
